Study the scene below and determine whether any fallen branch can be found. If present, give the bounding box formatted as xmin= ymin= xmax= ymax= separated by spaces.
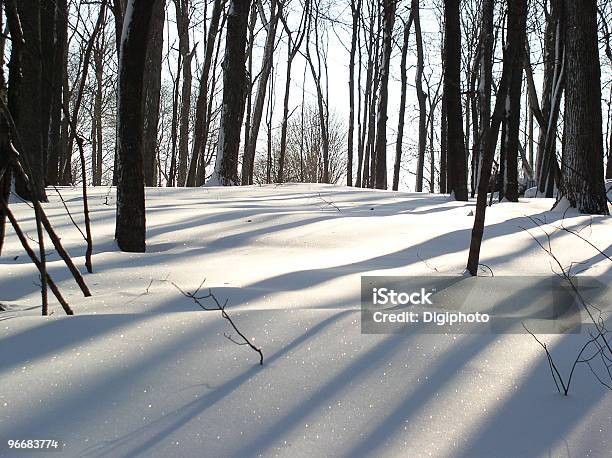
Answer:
xmin=173 ymin=279 xmax=263 ymax=365
xmin=317 ymin=193 xmax=341 ymax=212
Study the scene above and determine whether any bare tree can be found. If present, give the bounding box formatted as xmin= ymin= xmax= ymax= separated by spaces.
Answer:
xmin=115 ymin=0 xmax=155 ymax=252
xmin=443 ymin=0 xmax=468 ymax=200
xmin=559 ymin=0 xmax=609 ymax=214
xmin=467 ymin=0 xmax=528 ymax=275
xmin=13 ymin=0 xmax=47 ymax=202
xmin=277 ymin=0 xmax=310 ymax=183
xmin=211 ymin=0 xmax=252 ymax=185
xmin=186 ymin=0 xmax=225 ymax=187
xmin=242 ymin=0 xmax=281 ymax=185
xmin=499 ymin=0 xmax=527 ymax=202
xmin=414 ymin=0 xmax=427 ymax=192
xmin=373 ymin=0 xmax=395 ymax=190
xmin=304 ymin=0 xmax=330 ymax=184
xmin=143 ymin=0 xmax=165 ymax=187
xmin=392 ymin=7 xmax=414 ymax=191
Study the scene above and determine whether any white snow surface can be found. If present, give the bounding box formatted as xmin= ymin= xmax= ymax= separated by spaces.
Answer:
xmin=1 ymin=184 xmax=611 ymax=457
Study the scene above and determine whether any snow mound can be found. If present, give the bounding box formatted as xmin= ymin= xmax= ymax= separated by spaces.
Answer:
xmin=1 ymin=184 xmax=611 ymax=457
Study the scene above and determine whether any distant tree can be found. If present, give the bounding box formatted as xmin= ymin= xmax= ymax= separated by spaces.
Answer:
xmin=211 ymin=0 xmax=252 ymax=185
xmin=373 ymin=0 xmax=396 ymax=190
xmin=305 ymin=0 xmax=330 ymax=184
xmin=255 ymin=106 xmax=345 ymax=185
xmin=175 ymin=0 xmax=193 ymax=187
xmin=187 ymin=0 xmax=225 ymax=187
xmin=347 ymin=0 xmax=361 ymax=187
xmin=443 ymin=0 xmax=468 ymax=200
xmin=392 ymin=8 xmax=414 ymax=192
xmin=277 ymin=0 xmax=310 ymax=183
xmin=115 ymin=0 xmax=155 ymax=252
xmin=242 ymin=0 xmax=281 ymax=185
xmin=414 ymin=0 xmax=427 ymax=192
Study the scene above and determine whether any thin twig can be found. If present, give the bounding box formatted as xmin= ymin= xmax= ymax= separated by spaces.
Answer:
xmin=173 ymin=280 xmax=264 ymax=365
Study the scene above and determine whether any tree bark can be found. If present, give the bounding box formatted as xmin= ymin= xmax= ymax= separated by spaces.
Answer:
xmin=559 ymin=0 xmax=609 ymax=214
xmin=277 ymin=1 xmax=309 ymax=183
xmin=467 ymin=0 xmax=528 ymax=275
xmin=143 ymin=0 xmax=165 ymax=187
xmin=500 ymin=0 xmax=527 ymax=202
xmin=536 ymin=0 xmax=563 ymax=197
xmin=305 ymin=2 xmax=330 ymax=184
xmin=115 ymin=0 xmax=155 ymax=252
xmin=440 ymin=88 xmax=448 ymax=193
xmin=475 ymin=0 xmax=493 ymax=197
xmin=242 ymin=0 xmax=280 ymax=185
xmin=176 ymin=0 xmax=193 ymax=187
xmin=347 ymin=0 xmax=361 ymax=187
xmin=212 ymin=0 xmax=252 ymax=185
xmin=443 ymin=0 xmax=468 ymax=201
xmin=46 ymin=0 xmax=68 ymax=186
xmin=393 ymin=11 xmax=414 ymax=191
xmin=373 ymin=0 xmax=395 ymax=190
xmin=14 ymin=0 xmax=47 ymax=202
xmin=414 ymin=0 xmax=426 ymax=192
xmin=187 ymin=0 xmax=224 ymax=187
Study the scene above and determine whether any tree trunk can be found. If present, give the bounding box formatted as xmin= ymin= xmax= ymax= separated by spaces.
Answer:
xmin=92 ymin=36 xmax=104 ymax=186
xmin=46 ymin=0 xmax=68 ymax=186
xmin=187 ymin=0 xmax=224 ymax=187
xmin=467 ymin=0 xmax=528 ymax=275
xmin=143 ymin=0 xmax=165 ymax=187
xmin=440 ymin=89 xmax=448 ymax=193
xmin=443 ymin=0 xmax=467 ymax=201
xmin=347 ymin=0 xmax=361 ymax=187
xmin=212 ymin=0 xmax=252 ymax=185
xmin=242 ymin=0 xmax=280 ymax=185
xmin=357 ymin=9 xmax=376 ymax=188
xmin=305 ymin=2 xmax=330 ymax=184
xmin=559 ymin=0 xmax=608 ymax=214
xmin=373 ymin=0 xmax=395 ymax=190
xmin=14 ymin=0 xmax=47 ymax=202
xmin=500 ymin=0 xmax=527 ymax=202
xmin=414 ymin=0 xmax=426 ymax=192
xmin=536 ymin=0 xmax=563 ymax=197
xmin=277 ymin=2 xmax=309 ymax=183
xmin=393 ymin=11 xmax=414 ymax=191
xmin=474 ymin=0 xmax=493 ymax=198
xmin=176 ymin=0 xmax=193 ymax=187
xmin=40 ymin=0 xmax=56 ymax=185
xmin=0 ymin=10 xmax=9 ymax=255
xmin=115 ymin=0 xmax=155 ymax=252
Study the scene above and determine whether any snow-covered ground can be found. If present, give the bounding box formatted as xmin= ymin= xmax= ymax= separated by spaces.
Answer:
xmin=1 ymin=184 xmax=611 ymax=457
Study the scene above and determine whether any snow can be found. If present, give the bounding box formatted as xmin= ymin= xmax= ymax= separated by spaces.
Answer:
xmin=1 ymin=184 xmax=611 ymax=457
xmin=524 ymin=186 xmax=538 ymax=198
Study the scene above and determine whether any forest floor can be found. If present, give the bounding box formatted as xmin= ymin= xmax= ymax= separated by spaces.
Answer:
xmin=1 ymin=183 xmax=612 ymax=457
